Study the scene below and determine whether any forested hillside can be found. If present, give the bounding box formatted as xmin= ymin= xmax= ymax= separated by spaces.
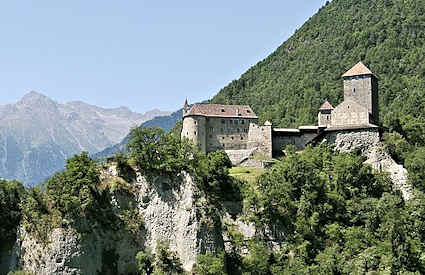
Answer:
xmin=212 ymin=0 xmax=425 ymax=134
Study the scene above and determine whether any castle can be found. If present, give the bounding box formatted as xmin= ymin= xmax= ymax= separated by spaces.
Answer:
xmin=181 ymin=62 xmax=381 ymax=163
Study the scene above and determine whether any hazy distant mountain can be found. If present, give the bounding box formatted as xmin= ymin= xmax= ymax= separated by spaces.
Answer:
xmin=93 ymin=109 xmax=183 ymax=160
xmin=0 ymin=91 xmax=170 ymax=185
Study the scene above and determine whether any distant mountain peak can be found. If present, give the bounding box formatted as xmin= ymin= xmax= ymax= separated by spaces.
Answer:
xmin=18 ymin=91 xmax=56 ymax=106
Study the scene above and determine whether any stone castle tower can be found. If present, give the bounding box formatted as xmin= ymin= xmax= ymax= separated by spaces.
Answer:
xmin=342 ymin=61 xmax=379 ymax=124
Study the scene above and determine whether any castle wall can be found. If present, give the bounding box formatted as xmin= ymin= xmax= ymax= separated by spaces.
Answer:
xmin=331 ymin=100 xmax=370 ymax=126
xmin=247 ymin=123 xmax=272 ymax=158
xmin=204 ymin=117 xmax=258 ymax=152
xmin=272 ymin=131 xmax=320 ymax=155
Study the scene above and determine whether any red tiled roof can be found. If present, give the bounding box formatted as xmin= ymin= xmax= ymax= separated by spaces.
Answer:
xmin=342 ymin=62 xmax=375 ymax=77
xmin=319 ymin=100 xmax=334 ymax=110
xmin=185 ymin=104 xmax=258 ymax=118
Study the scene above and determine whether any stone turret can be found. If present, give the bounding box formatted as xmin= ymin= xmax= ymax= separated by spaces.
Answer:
xmin=318 ymin=100 xmax=333 ymax=126
xmin=342 ymin=62 xmax=379 ymax=124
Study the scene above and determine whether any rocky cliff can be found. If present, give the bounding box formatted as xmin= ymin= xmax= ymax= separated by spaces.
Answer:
xmin=7 ymin=165 xmax=223 ymax=274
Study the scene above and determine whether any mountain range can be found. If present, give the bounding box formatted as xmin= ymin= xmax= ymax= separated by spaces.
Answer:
xmin=0 ymin=91 xmax=169 ymax=185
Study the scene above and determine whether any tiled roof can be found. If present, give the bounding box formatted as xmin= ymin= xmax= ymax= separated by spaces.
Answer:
xmin=319 ymin=100 xmax=334 ymax=110
xmin=185 ymin=104 xmax=258 ymax=118
xmin=342 ymin=62 xmax=375 ymax=77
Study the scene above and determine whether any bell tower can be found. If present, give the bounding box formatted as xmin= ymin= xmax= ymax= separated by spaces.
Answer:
xmin=342 ymin=62 xmax=379 ymax=124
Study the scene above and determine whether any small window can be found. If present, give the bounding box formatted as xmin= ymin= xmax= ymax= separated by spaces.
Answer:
xmin=221 ymin=119 xmax=225 ymax=124
xmin=327 ymin=115 xmax=330 ymax=120
xmin=229 ymin=120 xmax=233 ymax=124
xmin=222 ymin=137 xmax=225 ymax=140
xmin=348 ymin=105 xmax=350 ymax=109
xmin=241 ymin=120 xmax=245 ymax=124
xmin=353 ymin=88 xmax=356 ymax=94
xmin=231 ymin=136 xmax=234 ymax=140
xmin=237 ymin=128 xmax=240 ymax=133
xmin=241 ymin=137 xmax=244 ymax=140
xmin=194 ymin=131 xmax=197 ymax=135
xmin=220 ymin=128 xmax=224 ymax=133
xmin=221 ymin=108 xmax=225 ymax=112
xmin=194 ymin=121 xmax=197 ymax=125
xmin=234 ymin=120 xmax=238 ymax=125
xmin=209 ymin=134 xmax=212 ymax=138
xmin=247 ymin=110 xmax=251 ymax=113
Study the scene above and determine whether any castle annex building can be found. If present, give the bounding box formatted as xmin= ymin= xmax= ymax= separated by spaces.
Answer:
xmin=181 ymin=62 xmax=381 ymax=161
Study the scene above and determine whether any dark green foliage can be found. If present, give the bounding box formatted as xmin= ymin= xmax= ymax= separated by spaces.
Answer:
xmin=211 ymin=0 xmax=425 ymax=134
xmin=383 ymin=132 xmax=412 ymax=164
xmin=193 ymin=253 xmax=226 ymax=275
xmin=115 ymin=152 xmax=136 ymax=182
xmin=405 ymin=147 xmax=425 ymax=192
xmin=136 ymin=251 xmax=154 ymax=275
xmin=127 ymin=127 xmax=196 ymax=175
xmin=153 ymin=241 xmax=184 ymax=275
xmin=195 ymin=151 xmax=242 ymax=202
xmin=0 ymin=179 xmax=25 ymax=244
xmin=228 ymin=143 xmax=425 ymax=274
xmin=46 ymin=152 xmax=101 ymax=218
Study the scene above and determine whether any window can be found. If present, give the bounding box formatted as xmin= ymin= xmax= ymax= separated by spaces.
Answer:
xmin=221 ymin=108 xmax=225 ymax=112
xmin=241 ymin=120 xmax=245 ymax=124
xmin=234 ymin=120 xmax=238 ymax=125
xmin=194 ymin=131 xmax=197 ymax=135
xmin=221 ymin=119 xmax=225 ymax=124
xmin=247 ymin=110 xmax=251 ymax=113
xmin=194 ymin=121 xmax=197 ymax=125
xmin=241 ymin=137 xmax=244 ymax=140
xmin=229 ymin=120 xmax=233 ymax=124
xmin=353 ymin=88 xmax=356 ymax=94
xmin=222 ymin=137 xmax=225 ymax=140
xmin=220 ymin=128 xmax=224 ymax=133
xmin=231 ymin=136 xmax=234 ymax=140
xmin=237 ymin=128 xmax=240 ymax=133
xmin=209 ymin=134 xmax=212 ymax=138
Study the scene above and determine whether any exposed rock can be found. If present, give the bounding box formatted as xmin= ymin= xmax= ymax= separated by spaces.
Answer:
xmin=325 ymin=129 xmax=412 ymax=200
xmin=8 ymin=167 xmax=223 ymax=274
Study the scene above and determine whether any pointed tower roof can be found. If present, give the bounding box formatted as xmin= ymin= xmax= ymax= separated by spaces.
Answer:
xmin=184 ymin=99 xmax=189 ymax=108
xmin=319 ymin=100 xmax=334 ymax=110
xmin=342 ymin=62 xmax=375 ymax=78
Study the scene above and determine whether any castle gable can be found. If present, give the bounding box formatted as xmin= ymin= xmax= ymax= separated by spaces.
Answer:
xmin=185 ymin=104 xmax=258 ymax=119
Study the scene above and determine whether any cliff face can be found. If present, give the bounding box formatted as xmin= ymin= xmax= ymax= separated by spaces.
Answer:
xmin=8 ymin=167 xmax=223 ymax=274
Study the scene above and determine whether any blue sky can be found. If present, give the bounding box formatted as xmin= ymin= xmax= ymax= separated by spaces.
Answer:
xmin=0 ymin=1 xmax=327 ymax=113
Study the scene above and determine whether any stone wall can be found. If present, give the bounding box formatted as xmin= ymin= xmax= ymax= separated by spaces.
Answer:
xmin=247 ymin=123 xmax=272 ymax=158
xmin=272 ymin=131 xmax=319 ymax=153
xmin=331 ymin=100 xmax=370 ymax=126
xmin=204 ymin=117 xmax=256 ymax=152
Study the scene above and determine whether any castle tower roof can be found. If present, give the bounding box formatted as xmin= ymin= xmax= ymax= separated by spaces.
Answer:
xmin=342 ymin=62 xmax=375 ymax=78
xmin=319 ymin=100 xmax=334 ymax=110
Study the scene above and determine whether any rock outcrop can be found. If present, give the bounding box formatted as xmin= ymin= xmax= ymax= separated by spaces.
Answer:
xmin=8 ymin=167 xmax=223 ymax=274
xmin=325 ymin=129 xmax=412 ymax=200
